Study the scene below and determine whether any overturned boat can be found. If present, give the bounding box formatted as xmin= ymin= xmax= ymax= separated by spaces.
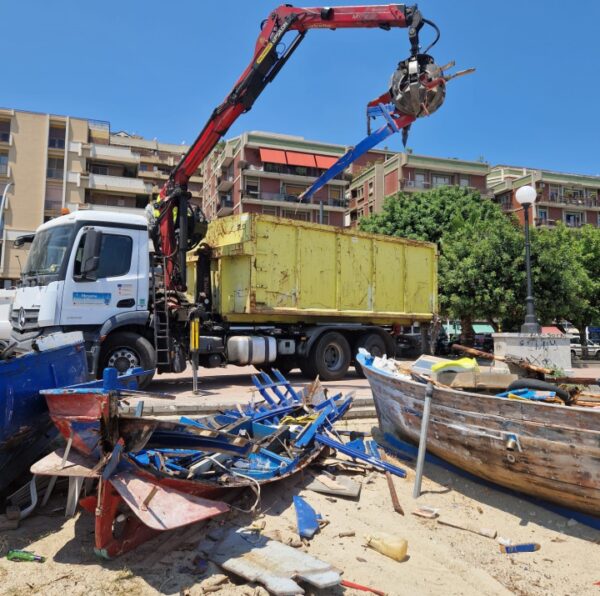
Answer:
xmin=0 ymin=333 xmax=89 ymax=494
xmin=357 ymin=351 xmax=600 ymax=516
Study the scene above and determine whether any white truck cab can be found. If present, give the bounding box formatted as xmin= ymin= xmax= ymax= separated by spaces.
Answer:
xmin=10 ymin=210 xmax=153 ymax=377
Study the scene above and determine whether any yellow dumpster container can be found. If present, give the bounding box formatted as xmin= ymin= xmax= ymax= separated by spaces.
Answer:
xmin=187 ymin=214 xmax=437 ymax=325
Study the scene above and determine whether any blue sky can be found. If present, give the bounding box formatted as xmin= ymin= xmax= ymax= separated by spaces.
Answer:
xmin=3 ymin=1 xmax=599 ymax=174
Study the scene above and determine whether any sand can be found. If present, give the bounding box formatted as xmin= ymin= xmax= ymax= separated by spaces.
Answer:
xmin=1 ymin=425 xmax=598 ymax=596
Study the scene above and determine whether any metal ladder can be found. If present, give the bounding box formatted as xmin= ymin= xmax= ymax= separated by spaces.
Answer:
xmin=152 ymin=257 xmax=171 ymax=368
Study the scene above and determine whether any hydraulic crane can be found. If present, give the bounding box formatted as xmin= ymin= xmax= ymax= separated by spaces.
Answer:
xmin=154 ymin=4 xmax=451 ymax=292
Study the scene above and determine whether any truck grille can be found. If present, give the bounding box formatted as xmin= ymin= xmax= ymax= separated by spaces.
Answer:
xmin=10 ymin=307 xmax=40 ymax=331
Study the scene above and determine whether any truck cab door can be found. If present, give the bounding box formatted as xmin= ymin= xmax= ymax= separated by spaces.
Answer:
xmin=60 ymin=226 xmax=141 ymax=327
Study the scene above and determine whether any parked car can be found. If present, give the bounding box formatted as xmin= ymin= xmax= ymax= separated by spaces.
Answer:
xmin=395 ymin=328 xmax=450 ymax=358
xmin=570 ymin=337 xmax=600 ymax=359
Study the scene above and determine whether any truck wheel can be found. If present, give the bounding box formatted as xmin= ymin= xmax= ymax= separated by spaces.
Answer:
xmin=309 ymin=331 xmax=351 ymax=381
xmin=355 ymin=332 xmax=388 ymax=377
xmin=100 ymin=332 xmax=155 ymax=389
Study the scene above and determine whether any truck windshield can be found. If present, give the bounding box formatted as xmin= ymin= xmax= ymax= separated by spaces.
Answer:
xmin=23 ymin=225 xmax=74 ymax=282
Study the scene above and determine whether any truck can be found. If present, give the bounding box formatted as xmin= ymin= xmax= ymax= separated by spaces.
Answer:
xmin=5 ymin=4 xmax=450 ymax=383
xmin=8 ymin=210 xmax=437 ymax=383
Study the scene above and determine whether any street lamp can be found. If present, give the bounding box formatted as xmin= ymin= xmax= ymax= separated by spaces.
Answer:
xmin=516 ymin=185 xmax=541 ymax=334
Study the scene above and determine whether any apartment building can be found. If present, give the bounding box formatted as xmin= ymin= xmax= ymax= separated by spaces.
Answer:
xmin=346 ymin=152 xmax=490 ymax=225
xmin=201 ymin=131 xmax=392 ymax=227
xmin=489 ymin=166 xmax=600 ymax=228
xmin=0 ymin=108 xmax=202 ymax=285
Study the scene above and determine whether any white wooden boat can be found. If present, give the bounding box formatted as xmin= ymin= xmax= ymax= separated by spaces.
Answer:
xmin=357 ymin=352 xmax=600 ymax=515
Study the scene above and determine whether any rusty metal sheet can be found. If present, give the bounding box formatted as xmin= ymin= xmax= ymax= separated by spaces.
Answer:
xmin=30 ymin=447 xmax=100 ymax=478
xmin=109 ymin=470 xmax=229 ymax=531
xmin=206 ymin=528 xmax=341 ymax=595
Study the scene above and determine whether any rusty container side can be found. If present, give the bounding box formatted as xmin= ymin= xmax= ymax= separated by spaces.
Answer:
xmin=187 ymin=214 xmax=437 ymax=325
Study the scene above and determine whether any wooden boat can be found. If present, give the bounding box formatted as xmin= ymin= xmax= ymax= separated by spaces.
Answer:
xmin=0 ymin=334 xmax=89 ymax=494
xmin=36 ymin=370 xmax=353 ymax=557
xmin=357 ymin=351 xmax=600 ymax=516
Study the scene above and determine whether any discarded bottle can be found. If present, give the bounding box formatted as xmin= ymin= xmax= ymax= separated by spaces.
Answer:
xmin=6 ymin=549 xmax=45 ymax=563
xmin=365 ymin=532 xmax=408 ymax=562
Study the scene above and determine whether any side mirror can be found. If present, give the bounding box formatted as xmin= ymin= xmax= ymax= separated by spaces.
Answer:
xmin=80 ymin=229 xmax=103 ymax=279
xmin=14 ymin=234 xmax=35 ymax=247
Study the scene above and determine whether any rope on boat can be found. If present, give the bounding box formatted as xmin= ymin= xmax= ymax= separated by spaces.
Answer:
xmin=211 ymin=458 xmax=262 ymax=514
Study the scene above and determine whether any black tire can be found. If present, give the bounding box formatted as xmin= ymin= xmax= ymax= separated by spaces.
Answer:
xmin=355 ymin=332 xmax=388 ymax=377
xmin=506 ymin=378 xmax=570 ymax=404
xmin=100 ymin=331 xmax=155 ymax=389
xmin=308 ymin=331 xmax=351 ymax=381
xmin=571 ymin=350 xmax=578 ymax=360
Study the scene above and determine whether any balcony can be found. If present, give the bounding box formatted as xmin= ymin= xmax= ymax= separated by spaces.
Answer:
xmin=243 ymin=191 xmax=311 ymax=205
xmin=401 ymin=179 xmax=432 ymax=190
xmin=0 ymin=163 xmax=8 ymax=177
xmin=217 ymin=175 xmax=234 ymax=191
xmin=90 ymin=144 xmax=140 ymax=164
xmin=242 ymin=163 xmax=347 ymax=183
xmin=88 ymin=173 xmax=152 ymax=194
xmin=217 ymin=196 xmax=234 ymax=217
xmin=546 ymin=193 xmax=599 ymax=208
xmin=216 ymin=143 xmax=234 ymax=168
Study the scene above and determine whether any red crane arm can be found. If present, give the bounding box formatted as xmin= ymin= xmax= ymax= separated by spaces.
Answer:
xmin=165 ymin=4 xmax=420 ymax=192
xmin=156 ymin=4 xmax=432 ymax=292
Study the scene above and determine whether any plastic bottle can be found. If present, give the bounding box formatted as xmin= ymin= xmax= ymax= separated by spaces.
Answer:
xmin=6 ymin=550 xmax=45 ymax=563
xmin=365 ymin=532 xmax=408 ymax=562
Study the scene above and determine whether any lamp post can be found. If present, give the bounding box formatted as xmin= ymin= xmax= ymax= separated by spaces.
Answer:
xmin=516 ymin=185 xmax=541 ymax=334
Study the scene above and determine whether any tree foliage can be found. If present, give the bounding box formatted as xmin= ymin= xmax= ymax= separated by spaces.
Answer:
xmin=359 ymin=187 xmax=600 ymax=333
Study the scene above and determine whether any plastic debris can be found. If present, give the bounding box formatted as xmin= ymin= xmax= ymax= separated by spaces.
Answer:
xmin=412 ymin=506 xmax=439 ymax=519
xmin=365 ymin=533 xmax=408 ymax=562
xmin=340 ymin=579 xmax=387 ymax=595
xmin=6 ymin=549 xmax=45 ymax=562
xmin=499 ymin=543 xmax=541 ymax=554
xmin=293 ymin=496 xmax=322 ymax=540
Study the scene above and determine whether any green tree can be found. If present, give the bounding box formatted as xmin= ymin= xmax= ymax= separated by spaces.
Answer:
xmin=569 ymin=225 xmax=600 ymax=354
xmin=528 ymin=224 xmax=591 ymax=328
xmin=359 ymin=186 xmax=502 ymax=244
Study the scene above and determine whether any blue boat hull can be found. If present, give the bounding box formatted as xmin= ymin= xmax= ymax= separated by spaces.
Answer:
xmin=0 ymin=341 xmax=89 ymax=494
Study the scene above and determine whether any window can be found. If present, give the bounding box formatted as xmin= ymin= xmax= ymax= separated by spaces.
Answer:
xmin=329 ymin=186 xmax=342 ymax=200
xmin=0 ymin=153 xmax=8 ymax=176
xmin=48 ymin=126 xmax=66 ymax=149
xmin=90 ymin=164 xmax=109 ymax=175
xmin=0 ymin=121 xmax=10 ymax=143
xmin=565 ymin=212 xmax=584 ymax=228
xmin=549 ymin=185 xmax=561 ymax=202
xmin=245 ymin=177 xmax=259 ymax=198
xmin=537 ymin=208 xmax=548 ymax=224
xmin=281 ymin=209 xmax=310 ymax=221
xmin=47 ymin=157 xmax=63 ymax=179
xmin=74 ymin=233 xmax=132 ymax=278
xmin=262 ymin=206 xmax=278 ymax=216
xmin=24 ymin=225 xmax=73 ymax=277
xmin=283 ymin=184 xmax=308 ymax=199
xmin=432 ymin=173 xmax=451 ymax=187
xmin=414 ymin=172 xmax=426 ymax=188
xmin=459 ymin=175 xmax=470 ymax=187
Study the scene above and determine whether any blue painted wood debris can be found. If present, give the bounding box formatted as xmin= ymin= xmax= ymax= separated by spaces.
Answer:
xmin=294 ymin=496 xmax=323 ymax=539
